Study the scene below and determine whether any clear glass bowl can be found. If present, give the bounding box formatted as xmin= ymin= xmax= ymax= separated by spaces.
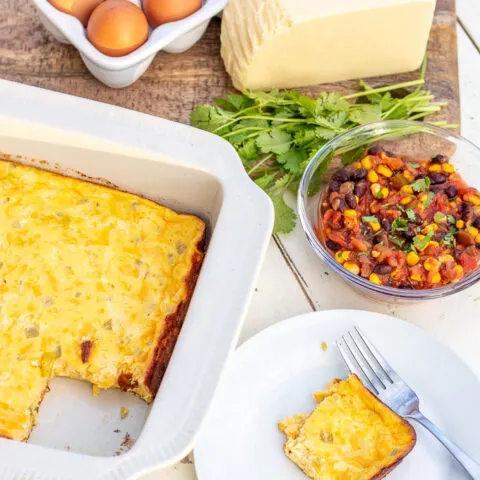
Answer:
xmin=298 ymin=120 xmax=480 ymax=302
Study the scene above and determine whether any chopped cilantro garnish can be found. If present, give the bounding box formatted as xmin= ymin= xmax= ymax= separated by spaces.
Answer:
xmin=442 ymin=228 xmax=458 ymax=247
xmin=406 ymin=208 xmax=416 ymax=221
xmin=411 ymin=177 xmax=431 ymax=192
xmin=413 ymin=232 xmax=434 ymax=251
xmin=362 ymin=216 xmax=379 ymax=223
xmin=389 ymin=235 xmax=405 ymax=248
xmin=377 ymin=192 xmax=385 ymax=199
xmin=409 ymin=162 xmax=421 ymax=168
xmin=391 ymin=217 xmax=409 ymax=233
xmin=422 ymin=192 xmax=435 ymax=209
xmin=447 ymin=214 xmax=456 ymax=225
xmin=433 ymin=212 xmax=446 ymax=222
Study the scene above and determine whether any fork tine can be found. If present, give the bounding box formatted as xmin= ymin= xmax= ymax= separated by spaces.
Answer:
xmin=343 ymin=333 xmax=387 ymax=393
xmin=349 ymin=329 xmax=393 ymax=387
xmin=354 ymin=326 xmax=401 ymax=382
xmin=336 ymin=337 xmax=381 ymax=395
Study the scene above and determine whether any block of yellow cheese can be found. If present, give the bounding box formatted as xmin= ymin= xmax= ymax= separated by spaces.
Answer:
xmin=221 ymin=0 xmax=436 ymax=91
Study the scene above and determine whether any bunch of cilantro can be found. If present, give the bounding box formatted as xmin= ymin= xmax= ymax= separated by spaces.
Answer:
xmin=191 ymin=74 xmax=452 ymax=234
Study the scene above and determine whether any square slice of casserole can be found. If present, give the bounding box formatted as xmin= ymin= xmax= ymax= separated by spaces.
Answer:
xmin=278 ymin=374 xmax=416 ymax=480
xmin=0 ymin=159 xmax=205 ymax=441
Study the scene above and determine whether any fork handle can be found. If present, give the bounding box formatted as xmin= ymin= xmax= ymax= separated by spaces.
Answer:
xmin=407 ymin=411 xmax=480 ymax=479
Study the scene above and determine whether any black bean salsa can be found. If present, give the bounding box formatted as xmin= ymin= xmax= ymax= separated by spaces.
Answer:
xmin=318 ymin=146 xmax=480 ymax=289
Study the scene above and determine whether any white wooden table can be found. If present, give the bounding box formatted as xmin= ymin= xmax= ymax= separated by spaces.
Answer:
xmin=143 ymin=2 xmax=480 ymax=477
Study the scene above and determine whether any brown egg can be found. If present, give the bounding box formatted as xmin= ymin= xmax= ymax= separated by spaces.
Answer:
xmin=143 ymin=0 xmax=202 ymax=27
xmin=87 ymin=0 xmax=149 ymax=57
xmin=49 ymin=0 xmax=105 ymax=26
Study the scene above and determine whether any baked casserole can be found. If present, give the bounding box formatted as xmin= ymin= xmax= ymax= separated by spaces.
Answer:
xmin=0 ymin=159 xmax=205 ymax=442
xmin=279 ymin=374 xmax=416 ymax=479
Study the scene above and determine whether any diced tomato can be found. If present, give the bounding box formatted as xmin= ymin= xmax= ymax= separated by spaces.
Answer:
xmin=327 ymin=232 xmax=348 ymax=249
xmin=458 ymin=252 xmax=478 ymax=273
xmin=351 ymin=238 xmax=370 ymax=252
xmin=358 ymin=255 xmax=374 ymax=278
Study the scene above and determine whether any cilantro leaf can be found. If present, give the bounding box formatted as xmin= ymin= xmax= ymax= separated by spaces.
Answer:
xmin=413 ymin=232 xmax=434 ymax=251
xmin=433 ymin=212 xmax=446 ymax=223
xmin=410 ymin=176 xmax=431 ymax=192
xmin=389 ymin=235 xmax=405 ymax=248
xmin=422 ymin=191 xmax=435 ymax=209
xmin=391 ymin=217 xmax=409 ymax=232
xmin=408 ymin=162 xmax=421 ymax=168
xmin=271 ymin=193 xmax=297 ymax=234
xmin=254 ymin=173 xmax=276 ymax=190
xmin=277 ymin=149 xmax=307 ymax=173
xmin=362 ymin=216 xmax=379 ymax=223
xmin=406 ymin=208 xmax=416 ymax=221
xmin=442 ymin=228 xmax=458 ymax=247
xmin=447 ymin=214 xmax=457 ymax=225
xmin=190 ymin=105 xmax=235 ymax=133
xmin=237 ymin=138 xmax=258 ymax=162
xmin=349 ymin=104 xmax=382 ymax=125
xmin=256 ymin=129 xmax=292 ymax=155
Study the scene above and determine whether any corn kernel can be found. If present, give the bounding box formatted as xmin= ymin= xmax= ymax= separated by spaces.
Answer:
xmin=335 ymin=251 xmax=350 ymax=264
xmin=344 ymin=262 xmax=360 ymax=275
xmin=424 ymin=257 xmax=441 ymax=272
xmin=428 ymin=241 xmax=439 ymax=248
xmin=401 ymin=185 xmax=414 ymax=195
xmin=407 ymin=252 xmax=420 ymax=266
xmin=419 ymin=193 xmax=428 ymax=202
xmin=442 ymin=163 xmax=455 ymax=174
xmin=400 ymin=196 xmax=413 ymax=205
xmin=369 ymin=273 xmax=382 ymax=285
xmin=464 ymin=193 xmax=480 ymax=206
xmin=453 ymin=265 xmax=464 ymax=282
xmin=352 ymin=162 xmax=362 ymax=170
xmin=361 ymin=156 xmax=373 ymax=169
xmin=377 ymin=164 xmax=393 ymax=178
xmin=476 ymin=234 xmax=480 ymax=243
xmin=429 ymin=272 xmax=442 ymax=284
xmin=439 ymin=254 xmax=455 ymax=264
xmin=369 ymin=222 xmax=381 ymax=232
xmin=370 ymin=183 xmax=381 ymax=196
xmin=410 ymin=272 xmax=423 ymax=282
xmin=344 ymin=209 xmax=357 ymax=219
xmin=367 ymin=170 xmax=379 ymax=183
xmin=422 ymin=223 xmax=438 ymax=234
xmin=403 ymin=170 xmax=415 ymax=182
xmin=380 ymin=187 xmax=389 ymax=198
xmin=468 ymin=226 xmax=479 ymax=237
xmin=428 ymin=164 xmax=442 ymax=172
xmin=456 ymin=219 xmax=465 ymax=229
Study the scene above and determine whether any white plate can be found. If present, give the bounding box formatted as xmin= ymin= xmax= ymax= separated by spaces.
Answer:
xmin=194 ymin=310 xmax=480 ymax=480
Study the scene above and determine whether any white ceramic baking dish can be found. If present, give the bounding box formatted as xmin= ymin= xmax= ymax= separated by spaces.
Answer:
xmin=31 ymin=0 xmax=229 ymax=88
xmin=0 ymin=79 xmax=273 ymax=480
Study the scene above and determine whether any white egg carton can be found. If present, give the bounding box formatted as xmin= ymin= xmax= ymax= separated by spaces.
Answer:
xmin=31 ymin=0 xmax=229 ymax=88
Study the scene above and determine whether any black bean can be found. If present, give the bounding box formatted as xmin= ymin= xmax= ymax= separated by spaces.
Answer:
xmin=476 ymin=243 xmax=480 ymax=250
xmin=374 ymin=264 xmax=393 ymax=275
xmin=473 ymin=217 xmax=480 ymax=229
xmin=331 ymin=197 xmax=346 ymax=212
xmin=445 ymin=185 xmax=458 ymax=199
xmin=367 ymin=145 xmax=384 ymax=155
xmin=457 ymin=230 xmax=475 ymax=247
xmin=398 ymin=284 xmax=414 ymax=290
xmin=429 ymin=172 xmax=447 ymax=185
xmin=354 ymin=181 xmax=368 ymax=198
xmin=373 ymin=235 xmax=384 ymax=245
xmin=381 ymin=218 xmax=391 ymax=231
xmin=332 ymin=169 xmax=349 ymax=183
xmin=462 ymin=202 xmax=474 ymax=222
xmin=415 ymin=173 xmax=428 ymax=180
xmin=430 ymin=184 xmax=445 ymax=193
xmin=404 ymin=226 xmax=417 ymax=239
xmin=385 ymin=150 xmax=396 ymax=158
xmin=361 ymin=224 xmax=370 ymax=236
xmin=431 ymin=154 xmax=448 ymax=164
xmin=345 ymin=193 xmax=357 ymax=209
xmin=326 ymin=239 xmax=342 ymax=252
xmin=350 ymin=168 xmax=368 ymax=181
xmin=329 ymin=180 xmax=341 ymax=193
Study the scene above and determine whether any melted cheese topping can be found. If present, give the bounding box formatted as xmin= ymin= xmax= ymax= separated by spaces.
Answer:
xmin=0 ymin=159 xmax=205 ymax=441
xmin=279 ymin=375 xmax=416 ymax=480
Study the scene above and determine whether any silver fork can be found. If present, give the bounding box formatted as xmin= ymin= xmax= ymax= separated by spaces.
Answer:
xmin=336 ymin=327 xmax=480 ymax=480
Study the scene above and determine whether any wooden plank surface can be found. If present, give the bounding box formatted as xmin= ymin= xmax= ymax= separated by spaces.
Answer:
xmin=0 ymin=0 xmax=459 ymax=126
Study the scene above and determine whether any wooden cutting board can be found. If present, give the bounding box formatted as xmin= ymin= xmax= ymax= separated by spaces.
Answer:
xmin=0 ymin=0 xmax=459 ymax=127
